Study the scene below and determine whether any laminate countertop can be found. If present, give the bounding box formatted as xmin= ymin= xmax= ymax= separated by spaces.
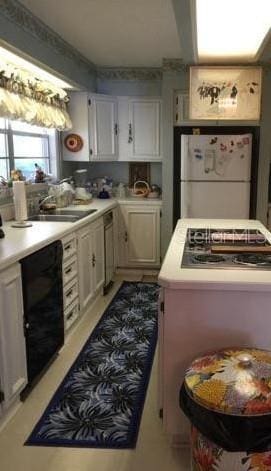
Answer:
xmin=158 ymin=218 xmax=271 ymax=291
xmin=0 ymin=199 xmax=119 ymax=271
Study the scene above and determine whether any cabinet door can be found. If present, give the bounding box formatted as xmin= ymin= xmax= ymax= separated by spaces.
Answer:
xmin=92 ymin=220 xmax=105 ymax=293
xmin=0 ymin=264 xmax=27 ymax=409
xmin=77 ymin=225 xmax=94 ymax=310
xmin=129 ymin=99 xmax=162 ymax=161
xmin=117 ymin=206 xmax=128 ymax=266
xmin=62 ymin=92 xmax=89 ymax=161
xmin=89 ymin=95 xmax=118 ymax=161
xmin=123 ymin=205 xmax=161 ymax=267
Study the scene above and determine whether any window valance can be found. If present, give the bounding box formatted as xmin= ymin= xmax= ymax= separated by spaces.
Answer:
xmin=0 ymin=60 xmax=72 ymax=130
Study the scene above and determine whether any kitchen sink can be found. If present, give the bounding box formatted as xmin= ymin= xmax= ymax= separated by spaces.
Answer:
xmin=28 ymin=209 xmax=97 ymax=223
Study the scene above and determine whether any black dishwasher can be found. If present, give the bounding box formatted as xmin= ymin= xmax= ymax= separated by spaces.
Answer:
xmin=20 ymin=240 xmax=64 ymax=390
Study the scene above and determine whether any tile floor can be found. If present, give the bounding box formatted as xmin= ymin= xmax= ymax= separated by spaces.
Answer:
xmin=0 ymin=277 xmax=190 ymax=471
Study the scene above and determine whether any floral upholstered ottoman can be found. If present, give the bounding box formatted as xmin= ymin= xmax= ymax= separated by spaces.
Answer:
xmin=180 ymin=348 xmax=271 ymax=471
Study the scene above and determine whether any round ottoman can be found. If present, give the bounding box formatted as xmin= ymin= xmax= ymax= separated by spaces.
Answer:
xmin=180 ymin=347 xmax=271 ymax=471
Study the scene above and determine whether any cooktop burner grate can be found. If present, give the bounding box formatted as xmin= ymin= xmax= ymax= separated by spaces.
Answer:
xmin=191 ymin=254 xmax=226 ymax=265
xmin=232 ymin=254 xmax=271 ymax=267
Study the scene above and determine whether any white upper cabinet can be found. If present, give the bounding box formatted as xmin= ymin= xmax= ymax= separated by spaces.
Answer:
xmin=89 ymin=94 xmax=118 ymax=161
xmin=62 ymin=92 xmax=162 ymax=162
xmin=62 ymin=92 xmax=90 ymax=162
xmin=118 ymin=97 xmax=162 ymax=161
xmin=62 ymin=92 xmax=118 ymax=162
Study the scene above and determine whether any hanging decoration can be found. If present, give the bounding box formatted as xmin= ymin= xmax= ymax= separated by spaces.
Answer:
xmin=0 ymin=59 xmax=72 ymax=130
xmin=64 ymin=133 xmax=83 ymax=152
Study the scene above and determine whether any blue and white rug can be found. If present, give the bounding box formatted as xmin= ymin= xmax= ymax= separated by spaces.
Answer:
xmin=26 ymin=282 xmax=159 ymax=449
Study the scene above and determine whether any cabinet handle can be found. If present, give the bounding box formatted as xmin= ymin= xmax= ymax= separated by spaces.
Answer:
xmin=90 ymin=148 xmax=93 ymax=156
xmin=64 ymin=244 xmax=71 ymax=252
xmin=66 ymin=289 xmax=73 ymax=298
xmin=0 ymin=390 xmax=4 ymax=403
xmin=114 ymin=123 xmax=118 ymax=136
xmin=65 ymin=267 xmax=72 ymax=275
xmin=124 ymin=231 xmax=128 ymax=242
xmin=128 ymin=123 xmax=133 ymax=143
xmin=92 ymin=254 xmax=96 ymax=267
xmin=67 ymin=310 xmax=74 ymax=321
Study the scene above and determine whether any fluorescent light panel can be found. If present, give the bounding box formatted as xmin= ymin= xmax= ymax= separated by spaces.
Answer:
xmin=196 ymin=0 xmax=271 ymax=61
xmin=0 ymin=46 xmax=73 ymax=89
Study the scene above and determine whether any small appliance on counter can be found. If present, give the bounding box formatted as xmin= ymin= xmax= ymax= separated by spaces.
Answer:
xmin=74 ymin=169 xmax=92 ymax=203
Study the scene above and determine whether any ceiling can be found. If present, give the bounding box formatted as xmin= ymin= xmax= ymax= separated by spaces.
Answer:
xmin=19 ymin=0 xmax=182 ymax=67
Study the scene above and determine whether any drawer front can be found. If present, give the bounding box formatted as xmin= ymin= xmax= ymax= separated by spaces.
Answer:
xmin=64 ymin=298 xmax=79 ymax=331
xmin=63 ymin=256 xmax=78 ymax=285
xmin=63 ymin=278 xmax=78 ymax=309
xmin=62 ymin=233 xmax=76 ymax=261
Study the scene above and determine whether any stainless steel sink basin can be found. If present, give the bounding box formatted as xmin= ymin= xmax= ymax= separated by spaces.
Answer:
xmin=28 ymin=214 xmax=81 ymax=222
xmin=54 ymin=209 xmax=97 ymax=217
xmin=28 ymin=209 xmax=97 ymax=223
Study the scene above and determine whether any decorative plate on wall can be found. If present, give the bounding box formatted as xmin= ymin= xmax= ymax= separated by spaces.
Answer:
xmin=64 ymin=133 xmax=83 ymax=152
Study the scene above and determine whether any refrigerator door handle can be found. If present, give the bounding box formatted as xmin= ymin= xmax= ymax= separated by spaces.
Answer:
xmin=204 ymin=149 xmax=216 ymax=174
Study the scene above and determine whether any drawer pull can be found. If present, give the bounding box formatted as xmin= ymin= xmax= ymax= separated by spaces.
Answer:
xmin=92 ymin=254 xmax=96 ymax=267
xmin=66 ymin=289 xmax=73 ymax=298
xmin=65 ymin=267 xmax=72 ymax=275
xmin=64 ymin=244 xmax=71 ymax=251
xmin=67 ymin=311 xmax=74 ymax=320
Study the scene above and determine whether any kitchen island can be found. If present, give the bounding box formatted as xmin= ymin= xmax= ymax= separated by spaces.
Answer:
xmin=158 ymin=219 xmax=271 ymax=446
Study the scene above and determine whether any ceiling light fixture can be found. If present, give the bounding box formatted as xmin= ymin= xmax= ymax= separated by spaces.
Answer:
xmin=196 ymin=0 xmax=271 ymax=61
xmin=0 ymin=45 xmax=74 ymax=89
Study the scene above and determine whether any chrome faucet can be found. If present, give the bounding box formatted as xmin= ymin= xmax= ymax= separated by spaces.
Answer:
xmin=39 ymin=194 xmax=56 ymax=210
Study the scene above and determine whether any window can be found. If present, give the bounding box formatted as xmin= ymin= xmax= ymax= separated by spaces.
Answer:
xmin=0 ymin=119 xmax=58 ymax=180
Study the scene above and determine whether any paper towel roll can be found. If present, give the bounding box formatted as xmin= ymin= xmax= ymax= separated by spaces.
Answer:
xmin=13 ymin=181 xmax=28 ymax=222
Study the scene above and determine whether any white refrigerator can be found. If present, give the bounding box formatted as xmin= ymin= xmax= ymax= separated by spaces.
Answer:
xmin=180 ymin=133 xmax=252 ymax=219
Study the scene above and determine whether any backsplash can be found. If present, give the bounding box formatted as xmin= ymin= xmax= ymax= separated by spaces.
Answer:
xmin=0 ymin=183 xmax=48 ymax=221
xmin=61 ymin=161 xmax=162 ymax=188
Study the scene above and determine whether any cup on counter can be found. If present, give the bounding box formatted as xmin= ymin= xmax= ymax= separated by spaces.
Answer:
xmin=116 ymin=183 xmax=126 ymax=198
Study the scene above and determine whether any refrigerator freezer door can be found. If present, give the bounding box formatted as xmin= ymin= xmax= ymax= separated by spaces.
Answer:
xmin=180 ymin=181 xmax=250 ymax=219
xmin=181 ymin=134 xmax=252 ymax=181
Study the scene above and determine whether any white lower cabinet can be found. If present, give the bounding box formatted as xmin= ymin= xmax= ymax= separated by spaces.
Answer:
xmin=118 ymin=203 xmax=161 ymax=267
xmin=0 ymin=264 xmax=27 ymax=414
xmin=77 ymin=218 xmax=105 ymax=311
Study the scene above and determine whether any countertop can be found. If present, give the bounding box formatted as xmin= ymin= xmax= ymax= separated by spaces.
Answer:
xmin=0 ymin=196 xmax=162 ymax=272
xmin=0 ymin=199 xmax=118 ymax=271
xmin=158 ymin=218 xmax=271 ymax=291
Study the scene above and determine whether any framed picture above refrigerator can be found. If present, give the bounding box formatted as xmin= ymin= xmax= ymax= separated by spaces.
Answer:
xmin=189 ymin=66 xmax=262 ymax=120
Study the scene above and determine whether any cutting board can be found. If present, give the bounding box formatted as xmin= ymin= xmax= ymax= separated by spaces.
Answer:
xmin=211 ymin=245 xmax=271 ymax=254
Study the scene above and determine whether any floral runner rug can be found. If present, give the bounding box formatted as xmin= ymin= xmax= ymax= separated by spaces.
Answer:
xmin=26 ymin=282 xmax=159 ymax=449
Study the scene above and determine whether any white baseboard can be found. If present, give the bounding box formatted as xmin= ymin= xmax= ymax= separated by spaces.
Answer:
xmin=0 ymin=399 xmax=21 ymax=433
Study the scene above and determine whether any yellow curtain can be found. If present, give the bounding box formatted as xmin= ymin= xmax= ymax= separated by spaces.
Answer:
xmin=0 ymin=61 xmax=72 ymax=130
